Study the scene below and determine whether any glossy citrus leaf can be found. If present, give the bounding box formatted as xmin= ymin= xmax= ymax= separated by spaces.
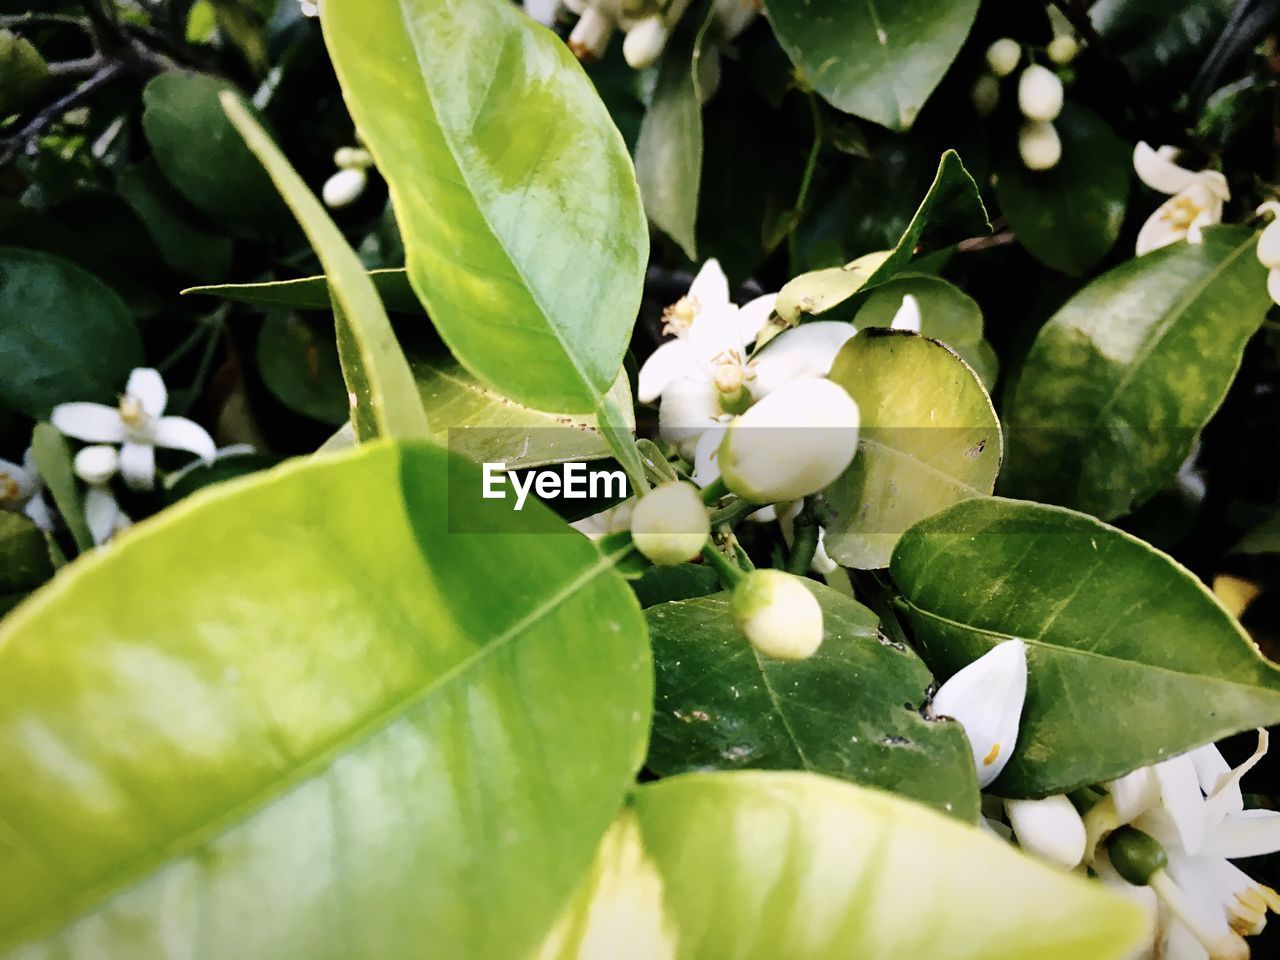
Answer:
xmin=647 ymin=582 xmax=980 ymax=820
xmin=183 ymin=270 xmax=424 ymax=315
xmin=891 ymin=496 xmax=1280 ymax=797
xmin=0 ymin=441 xmax=651 ymax=959
xmin=321 ymin=0 xmax=647 ymax=413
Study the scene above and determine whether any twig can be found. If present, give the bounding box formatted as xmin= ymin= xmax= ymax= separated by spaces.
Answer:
xmin=956 ymin=230 xmax=1017 ymax=254
xmin=0 ymin=62 xmax=124 ymax=164
xmin=47 ymin=55 xmax=105 ymax=78
xmin=0 ymin=13 xmax=90 ymax=31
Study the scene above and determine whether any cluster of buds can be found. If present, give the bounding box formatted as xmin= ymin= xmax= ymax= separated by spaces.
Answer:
xmin=1255 ymin=202 xmax=1280 ymax=306
xmin=322 ymin=144 xmax=374 ymax=209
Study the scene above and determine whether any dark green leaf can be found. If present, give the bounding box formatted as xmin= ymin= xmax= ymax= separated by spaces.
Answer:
xmin=257 ymin=315 xmax=350 ymax=425
xmin=117 ymin=162 xmax=234 ymax=283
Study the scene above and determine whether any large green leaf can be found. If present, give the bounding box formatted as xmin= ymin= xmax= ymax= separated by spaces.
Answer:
xmin=995 ymin=105 xmax=1130 ymax=277
xmin=1090 ymin=0 xmax=1235 ymax=90
xmin=891 ymin=496 xmax=1280 ymax=797
xmin=539 ymin=772 xmax=1145 ymax=960
xmin=117 ymin=162 xmax=234 ymax=284
xmin=184 ymin=270 xmax=425 ymax=315
xmin=257 ymin=315 xmax=350 ymax=425
xmin=0 ymin=512 xmax=53 ymax=615
xmin=762 ymin=0 xmax=981 ymax=130
xmin=0 ymin=442 xmax=652 ymax=958
xmin=1004 ymin=226 xmax=1270 ymax=520
xmin=222 ymin=94 xmax=430 ymax=442
xmin=646 ymin=583 xmax=980 ymax=820
xmin=141 ymin=73 xmax=290 ymax=239
xmin=824 ymin=331 xmax=1002 ymax=569
xmin=776 ymin=151 xmax=989 ymax=322
xmin=321 ymin=0 xmax=647 ymax=413
xmin=0 ymin=249 xmax=142 ymax=419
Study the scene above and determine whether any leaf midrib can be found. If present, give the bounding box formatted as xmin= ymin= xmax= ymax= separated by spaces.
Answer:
xmin=4 ymin=550 xmax=620 ymax=953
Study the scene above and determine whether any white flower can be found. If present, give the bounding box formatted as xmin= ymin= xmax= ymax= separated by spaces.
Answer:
xmin=1099 ymin=732 xmax=1280 ymax=959
xmin=629 ymin=482 xmax=709 ymax=565
xmin=717 ymin=378 xmax=860 ymax=504
xmin=1019 ymin=120 xmax=1062 ymax=171
xmin=323 ymin=167 xmax=367 ymax=208
xmin=1048 ymin=35 xmax=1079 ymax=65
xmin=1005 ymin=795 xmax=1087 ymax=869
xmin=1017 ymin=64 xmax=1064 ymax=122
xmin=565 ymin=0 xmax=688 ymax=65
xmin=1134 ymin=142 xmax=1230 ymax=256
xmin=72 ymin=445 xmax=132 ymax=546
xmin=985 ymin=38 xmax=1021 ymax=77
xmin=0 ymin=447 xmax=52 ymax=531
xmin=523 ymin=0 xmax=563 ymax=27
xmin=730 ymin=569 xmax=823 ymax=661
xmin=928 ymin=639 xmax=1028 ymax=788
xmin=51 ymin=367 xmax=216 ymax=492
xmin=1255 ymin=201 xmax=1280 ymax=307
xmin=890 ymin=294 xmax=922 ymax=333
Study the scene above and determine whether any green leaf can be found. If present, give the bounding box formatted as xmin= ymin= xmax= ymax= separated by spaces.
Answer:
xmin=183 ymin=270 xmax=425 ymax=314
xmin=141 ymin=73 xmax=290 ymax=239
xmin=1234 ymin=509 xmax=1280 ymax=555
xmin=413 ymin=348 xmax=635 ymax=469
xmin=221 ymin=94 xmax=430 ymax=442
xmin=824 ymin=331 xmax=1002 ymax=569
xmin=29 ymin=422 xmax=92 ymax=555
xmin=0 ymin=249 xmax=142 ymax=419
xmin=995 ymin=105 xmax=1130 ymax=276
xmin=891 ymin=496 xmax=1280 ymax=797
xmin=631 ymin=562 xmax=720 ymax=608
xmin=762 ymin=0 xmax=981 ymax=130
xmin=647 ymin=583 xmax=980 ymax=819
xmin=0 ymin=512 xmax=54 ymax=615
xmin=321 ymin=0 xmax=647 ymax=413
xmin=1090 ymin=0 xmax=1235 ymax=90
xmin=0 ymin=441 xmax=652 ymax=958
xmin=777 ymin=151 xmax=989 ymax=322
xmin=257 ymin=315 xmax=350 ymax=425
xmin=539 ymin=772 xmax=1146 ymax=960
xmin=1004 ymin=226 xmax=1270 ymax=520
xmin=117 ymin=162 xmax=234 ymax=283
xmin=634 ymin=8 xmax=714 ymax=259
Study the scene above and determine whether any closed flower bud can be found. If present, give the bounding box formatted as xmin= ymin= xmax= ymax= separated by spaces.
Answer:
xmin=333 ymin=146 xmax=372 ymax=170
xmin=985 ymin=38 xmax=1021 ymax=77
xmin=1019 ymin=120 xmax=1061 ymax=171
xmin=930 ymin=639 xmax=1028 ymax=788
xmin=568 ymin=5 xmax=615 ymax=61
xmin=718 ymin=379 xmax=859 ymax=504
xmin=629 ymin=482 xmax=709 ymax=565
xmin=1256 ymin=202 xmax=1280 ymax=269
xmin=623 ymin=15 xmax=668 ymax=69
xmin=73 ymin=445 xmax=119 ymax=486
xmin=1004 ymin=795 xmax=1087 ymax=869
xmin=1017 ymin=64 xmax=1064 ymax=121
xmin=322 ymin=167 xmax=368 ymax=208
xmin=971 ymin=73 xmax=999 ymax=117
xmin=1047 ymin=35 xmax=1078 ymax=65
xmin=731 ymin=570 xmax=823 ymax=661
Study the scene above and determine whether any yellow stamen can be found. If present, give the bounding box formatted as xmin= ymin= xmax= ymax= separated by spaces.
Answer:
xmin=661 ymin=296 xmax=699 ymax=337
xmin=119 ymin=394 xmax=147 ymax=428
xmin=983 ymin=742 xmax=1000 ymax=766
xmin=0 ymin=471 xmax=19 ymax=504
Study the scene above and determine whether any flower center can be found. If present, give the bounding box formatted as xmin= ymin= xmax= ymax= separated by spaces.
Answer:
xmin=1163 ymin=194 xmax=1203 ymax=231
xmin=662 ymin=296 xmax=699 ymax=337
xmin=712 ymin=350 xmax=753 ymax=414
xmin=0 ymin=471 xmax=19 ymax=505
xmin=119 ymin=394 xmax=151 ymax=434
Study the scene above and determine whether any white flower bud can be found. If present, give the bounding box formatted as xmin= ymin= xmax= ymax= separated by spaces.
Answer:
xmin=1269 ymin=267 xmax=1280 ymax=308
xmin=1004 ymin=795 xmax=1087 ymax=869
xmin=333 ymin=146 xmax=372 ymax=170
xmin=986 ymin=38 xmax=1021 ymax=77
xmin=322 ymin=167 xmax=368 ymax=208
xmin=718 ymin=379 xmax=859 ymax=504
xmin=929 ymin=639 xmax=1028 ymax=788
xmin=1019 ymin=120 xmax=1061 ymax=171
xmin=568 ymin=5 xmax=615 ymax=61
xmin=1017 ymin=64 xmax=1064 ymax=121
xmin=74 ymin=445 xmax=119 ymax=486
xmin=623 ymin=15 xmax=668 ymax=69
xmin=971 ymin=73 xmax=999 ymax=117
xmin=1256 ymin=203 xmax=1280 ymax=269
xmin=1047 ymin=35 xmax=1078 ymax=65
xmin=730 ymin=570 xmax=823 ymax=661
xmin=629 ymin=482 xmax=709 ymax=565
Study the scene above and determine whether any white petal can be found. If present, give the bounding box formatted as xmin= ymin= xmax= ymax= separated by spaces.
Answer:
xmin=1257 ymin=218 xmax=1280 ymax=269
xmin=126 ymin=367 xmax=168 ymax=417
xmin=890 ymin=294 xmax=922 ymax=333
xmin=1186 ymin=209 xmax=1214 ymax=245
xmin=523 ymin=0 xmax=561 ymax=26
xmin=1005 ymin=795 xmax=1087 ymax=869
xmin=747 ymin=321 xmax=856 ymax=399
xmin=23 ymin=493 xmax=53 ymax=532
xmin=686 ymin=259 xmax=731 ymax=314
xmin=638 ymin=340 xmax=701 ymax=404
xmin=1203 ymin=810 xmax=1280 ymax=860
xmin=622 ymin=15 xmax=668 ymax=69
xmin=687 ymin=306 xmax=746 ymax=375
xmin=1188 ymin=743 xmax=1233 ymax=798
xmin=735 ymin=294 xmax=777 ymax=345
xmin=119 ymin=442 xmax=156 ymax=492
xmin=0 ymin=457 xmax=32 ymax=500
xmin=929 ymin=639 xmax=1028 ymax=788
xmin=73 ymin=445 xmax=119 ymax=486
xmin=51 ymin=403 xmax=126 ymax=443
xmin=1270 ymin=268 xmax=1280 ymax=308
xmin=1155 ymin=756 xmax=1207 ymax=855
xmin=658 ymin=378 xmax=722 ymax=461
xmin=1133 ymin=142 xmax=1200 ymax=195
xmin=323 ymin=167 xmax=368 ymax=209
xmin=692 ymin=424 xmax=726 ymax=488
xmin=1201 ymin=730 xmax=1266 ymax=829
xmin=153 ymin=416 xmax=216 ymax=463
xmin=1108 ymin=766 xmax=1161 ymax=824
xmin=84 ymin=485 xmax=120 ymax=546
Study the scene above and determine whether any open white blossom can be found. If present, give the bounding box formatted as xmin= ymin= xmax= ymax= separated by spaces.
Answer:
xmin=928 ymin=639 xmax=1028 ymax=788
xmin=1134 ymin=142 xmax=1229 ymax=256
xmin=0 ymin=447 xmax=52 ymax=531
xmin=72 ymin=445 xmax=132 ymax=546
xmin=51 ymin=367 xmax=216 ymax=492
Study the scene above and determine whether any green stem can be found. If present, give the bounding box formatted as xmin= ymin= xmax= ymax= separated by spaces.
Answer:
xmin=786 ymin=519 xmax=819 ymax=576
xmin=701 ymin=542 xmax=745 ymax=589
xmin=700 ymin=477 xmax=728 ymax=505
xmin=710 ymin=496 xmax=758 ymax=529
